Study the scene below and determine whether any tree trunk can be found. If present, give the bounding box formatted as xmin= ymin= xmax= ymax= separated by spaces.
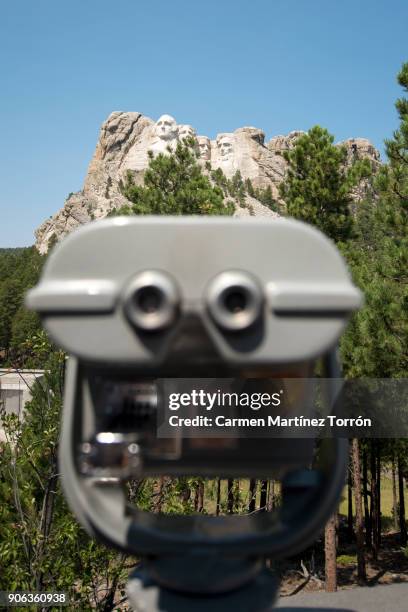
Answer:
xmin=267 ymin=480 xmax=275 ymax=511
xmin=392 ymin=455 xmax=398 ymax=531
xmin=179 ymin=481 xmax=191 ymax=510
xmin=152 ymin=477 xmax=169 ymax=513
xmin=194 ymin=484 xmax=199 ymax=511
xmin=335 ymin=513 xmax=340 ymax=550
xmin=370 ymin=441 xmax=378 ymax=560
xmin=259 ymin=480 xmax=268 ymax=512
xmin=199 ymin=480 xmax=204 ymax=512
xmin=36 ymin=469 xmax=58 ymax=592
xmin=363 ymin=447 xmax=371 ymax=548
xmin=351 ymin=439 xmax=366 ymax=583
xmin=227 ymin=478 xmax=234 ymax=514
xmin=216 ymin=479 xmax=221 ymax=516
xmin=398 ymin=454 xmax=407 ymax=545
xmin=347 ymin=458 xmax=354 ymax=541
xmin=194 ymin=480 xmax=204 ymax=512
xmin=376 ymin=443 xmax=381 ymax=546
xmin=324 ymin=514 xmax=337 ymax=592
xmin=248 ymin=479 xmax=257 ymax=513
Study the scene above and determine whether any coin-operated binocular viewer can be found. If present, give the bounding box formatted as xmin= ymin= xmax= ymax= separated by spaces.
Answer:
xmin=27 ymin=217 xmax=362 ymax=611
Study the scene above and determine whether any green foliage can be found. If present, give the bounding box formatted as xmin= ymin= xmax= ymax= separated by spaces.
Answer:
xmin=210 ymin=168 xmax=248 ymax=206
xmin=113 ymin=138 xmax=235 ymax=216
xmin=0 ymin=247 xmax=44 ymax=362
xmin=0 ymin=246 xmax=44 ymax=287
xmin=336 ymin=554 xmax=357 ymax=566
xmin=279 ymin=125 xmax=371 ymax=242
xmin=374 ymin=61 xmax=408 ymax=283
xmin=245 ymin=178 xmax=255 ymax=197
xmin=254 ymin=185 xmax=279 ymax=212
xmin=0 ymin=348 xmax=131 ymax=609
xmin=340 ymin=62 xmax=408 ymax=378
xmin=10 ymin=308 xmax=41 ymax=352
xmin=276 ymin=83 xmax=406 ymax=379
xmin=228 ymin=170 xmax=246 ymax=205
xmin=0 ymin=277 xmax=24 ymax=349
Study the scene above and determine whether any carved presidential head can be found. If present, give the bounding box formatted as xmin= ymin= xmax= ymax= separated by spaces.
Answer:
xmin=178 ymin=124 xmax=196 ymax=141
xmin=154 ymin=115 xmax=178 ymax=141
xmin=197 ymin=136 xmax=211 ymax=160
xmin=216 ymin=133 xmax=234 ymax=158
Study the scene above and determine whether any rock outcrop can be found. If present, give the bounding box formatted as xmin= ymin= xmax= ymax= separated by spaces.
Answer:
xmin=35 ymin=113 xmax=381 ymax=253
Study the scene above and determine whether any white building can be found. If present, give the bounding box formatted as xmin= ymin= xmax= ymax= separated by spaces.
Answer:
xmin=0 ymin=369 xmax=45 ymax=442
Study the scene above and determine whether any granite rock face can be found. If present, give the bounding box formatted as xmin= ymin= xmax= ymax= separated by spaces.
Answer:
xmin=36 ymin=112 xmax=152 ymax=251
xmin=35 ymin=113 xmax=380 ymax=253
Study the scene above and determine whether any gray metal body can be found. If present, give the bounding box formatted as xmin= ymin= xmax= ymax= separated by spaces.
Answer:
xmin=26 ymin=217 xmax=362 ymax=610
xmin=27 ymin=216 xmax=361 ymax=369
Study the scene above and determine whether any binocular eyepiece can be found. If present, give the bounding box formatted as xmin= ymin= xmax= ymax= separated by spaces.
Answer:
xmin=122 ymin=271 xmax=180 ymax=331
xmin=206 ymin=271 xmax=263 ymax=331
xmin=122 ymin=269 xmax=263 ymax=333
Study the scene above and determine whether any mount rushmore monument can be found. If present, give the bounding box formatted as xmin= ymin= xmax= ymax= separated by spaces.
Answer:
xmin=35 ymin=112 xmax=381 ymax=253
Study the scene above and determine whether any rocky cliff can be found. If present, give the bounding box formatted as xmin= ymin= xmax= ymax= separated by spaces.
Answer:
xmin=35 ymin=113 xmax=381 ymax=253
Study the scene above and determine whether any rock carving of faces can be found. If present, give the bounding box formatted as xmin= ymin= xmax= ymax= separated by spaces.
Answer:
xmin=178 ymin=124 xmax=196 ymax=141
xmin=197 ymin=136 xmax=211 ymax=160
xmin=217 ymin=134 xmax=234 ymax=158
xmin=154 ymin=114 xmax=178 ymax=141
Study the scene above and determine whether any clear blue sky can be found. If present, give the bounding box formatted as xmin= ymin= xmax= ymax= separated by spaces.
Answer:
xmin=1 ymin=0 xmax=407 ymax=247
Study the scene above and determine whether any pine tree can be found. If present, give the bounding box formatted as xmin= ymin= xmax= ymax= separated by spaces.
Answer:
xmin=0 ymin=247 xmax=44 ymax=361
xmin=375 ymin=62 xmax=408 ymax=289
xmin=113 ymin=138 xmax=235 ymax=216
xmin=255 ymin=185 xmax=279 ymax=212
xmin=341 ymin=62 xmax=408 ymax=378
xmin=279 ymin=125 xmax=370 ymax=243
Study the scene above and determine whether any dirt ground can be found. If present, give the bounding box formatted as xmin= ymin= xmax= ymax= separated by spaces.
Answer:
xmin=279 ymin=531 xmax=408 ymax=598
